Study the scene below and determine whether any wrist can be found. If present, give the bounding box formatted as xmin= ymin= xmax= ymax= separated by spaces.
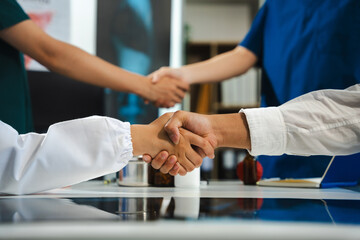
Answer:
xmin=180 ymin=67 xmax=193 ymax=84
xmin=210 ymin=114 xmax=227 ymax=148
xmin=131 ymin=125 xmax=153 ymax=156
xmin=134 ymin=76 xmax=151 ymax=100
xmin=239 ymin=112 xmax=251 ymax=150
xmin=212 ymin=113 xmax=251 ymax=150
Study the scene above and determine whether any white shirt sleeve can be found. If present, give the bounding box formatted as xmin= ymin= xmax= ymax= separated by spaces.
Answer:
xmin=242 ymin=84 xmax=360 ymax=156
xmin=0 ymin=116 xmax=133 ymax=195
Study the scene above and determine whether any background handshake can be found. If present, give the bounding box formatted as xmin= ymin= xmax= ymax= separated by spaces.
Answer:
xmin=142 ymin=65 xmax=193 ymax=108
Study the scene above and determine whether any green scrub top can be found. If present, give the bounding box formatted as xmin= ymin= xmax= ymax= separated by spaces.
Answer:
xmin=0 ymin=0 xmax=33 ymax=134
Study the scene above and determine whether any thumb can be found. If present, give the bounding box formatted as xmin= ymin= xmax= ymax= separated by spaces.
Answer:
xmin=152 ymin=73 xmax=160 ymax=83
xmin=147 ymin=72 xmax=155 ymax=81
xmin=147 ymin=72 xmax=160 ymax=83
xmin=152 ymin=67 xmax=178 ymax=83
xmin=151 ymin=71 xmax=166 ymax=83
xmin=148 ymin=70 xmax=165 ymax=83
xmin=164 ymin=112 xmax=185 ymax=144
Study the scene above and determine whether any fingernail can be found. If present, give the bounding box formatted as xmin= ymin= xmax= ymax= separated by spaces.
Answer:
xmin=161 ymin=152 xmax=167 ymax=159
xmin=143 ymin=156 xmax=149 ymax=162
xmin=169 ymin=157 xmax=176 ymax=164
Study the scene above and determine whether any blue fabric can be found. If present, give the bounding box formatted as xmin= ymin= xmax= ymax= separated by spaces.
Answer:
xmin=240 ymin=0 xmax=360 ymax=178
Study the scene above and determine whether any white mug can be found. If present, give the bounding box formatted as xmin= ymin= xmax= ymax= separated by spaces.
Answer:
xmin=174 ymin=167 xmax=200 ymax=188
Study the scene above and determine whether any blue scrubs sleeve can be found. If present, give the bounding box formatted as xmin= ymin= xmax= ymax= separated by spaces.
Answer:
xmin=239 ymin=2 xmax=267 ymax=64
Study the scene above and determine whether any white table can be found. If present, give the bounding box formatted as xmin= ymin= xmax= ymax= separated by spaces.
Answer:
xmin=1 ymin=181 xmax=360 ymax=240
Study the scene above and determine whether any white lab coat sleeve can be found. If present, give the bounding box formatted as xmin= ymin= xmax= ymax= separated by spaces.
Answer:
xmin=241 ymin=84 xmax=360 ymax=156
xmin=0 ymin=116 xmax=133 ymax=195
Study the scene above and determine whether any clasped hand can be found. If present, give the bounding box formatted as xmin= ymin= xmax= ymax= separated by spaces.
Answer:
xmin=141 ymin=111 xmax=218 ymax=176
xmin=144 ymin=77 xmax=189 ymax=108
xmin=131 ymin=112 xmax=214 ymax=176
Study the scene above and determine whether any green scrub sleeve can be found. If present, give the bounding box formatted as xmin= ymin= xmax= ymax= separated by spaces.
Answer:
xmin=0 ymin=0 xmax=29 ymax=30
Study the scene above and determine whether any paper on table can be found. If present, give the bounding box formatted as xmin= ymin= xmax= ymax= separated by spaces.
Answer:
xmin=258 ymin=178 xmax=322 ymax=188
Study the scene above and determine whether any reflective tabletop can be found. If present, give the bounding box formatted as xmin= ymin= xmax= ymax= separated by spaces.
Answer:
xmin=1 ymin=181 xmax=360 ymax=240
xmin=1 ymin=197 xmax=360 ymax=225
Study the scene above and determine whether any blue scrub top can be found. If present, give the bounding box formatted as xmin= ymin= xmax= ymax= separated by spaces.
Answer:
xmin=239 ymin=0 xmax=360 ymax=178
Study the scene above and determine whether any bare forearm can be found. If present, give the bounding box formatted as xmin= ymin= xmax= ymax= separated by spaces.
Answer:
xmin=42 ymin=40 xmax=148 ymax=97
xmin=182 ymin=46 xmax=257 ymax=84
xmin=1 ymin=20 xmax=189 ymax=106
xmin=0 ymin=20 xmax=148 ymax=97
xmin=210 ymin=113 xmax=251 ymax=150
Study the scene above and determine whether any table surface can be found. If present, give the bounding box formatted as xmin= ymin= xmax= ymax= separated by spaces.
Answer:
xmin=1 ymin=180 xmax=360 ymax=240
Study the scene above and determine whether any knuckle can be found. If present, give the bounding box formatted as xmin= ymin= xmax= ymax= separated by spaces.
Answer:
xmin=174 ymin=110 xmax=182 ymax=116
xmin=199 ymin=139 xmax=207 ymax=149
xmin=163 ymin=112 xmax=173 ymax=118
xmin=195 ymin=156 xmax=203 ymax=168
xmin=187 ymin=164 xmax=195 ymax=172
xmin=195 ymin=162 xmax=202 ymax=168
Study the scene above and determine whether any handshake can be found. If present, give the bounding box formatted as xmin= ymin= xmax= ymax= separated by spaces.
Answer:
xmin=131 ymin=111 xmax=251 ymax=176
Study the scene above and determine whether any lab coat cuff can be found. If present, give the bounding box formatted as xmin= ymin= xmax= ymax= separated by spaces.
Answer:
xmin=240 ymin=107 xmax=286 ymax=156
xmin=112 ymin=121 xmax=133 ymax=165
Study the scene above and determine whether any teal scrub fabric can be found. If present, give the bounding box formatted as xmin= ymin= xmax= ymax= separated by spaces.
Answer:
xmin=0 ymin=0 xmax=33 ymax=134
xmin=240 ymin=0 xmax=360 ymax=178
